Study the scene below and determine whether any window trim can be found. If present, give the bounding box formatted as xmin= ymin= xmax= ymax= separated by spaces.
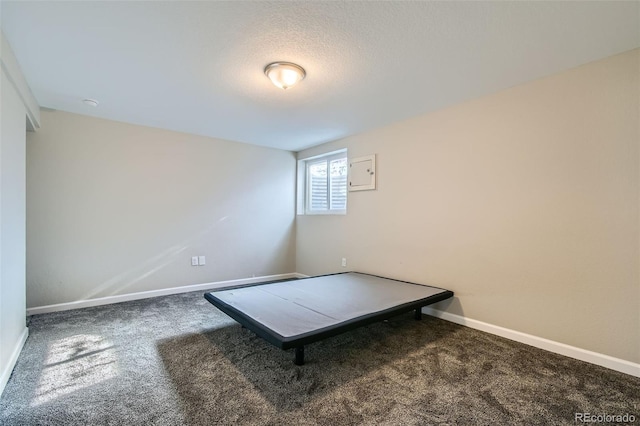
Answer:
xmin=297 ymin=149 xmax=347 ymax=215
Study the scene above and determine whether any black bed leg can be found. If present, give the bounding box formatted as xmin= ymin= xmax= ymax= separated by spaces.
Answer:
xmin=295 ymin=346 xmax=305 ymax=365
xmin=414 ymin=308 xmax=422 ymax=320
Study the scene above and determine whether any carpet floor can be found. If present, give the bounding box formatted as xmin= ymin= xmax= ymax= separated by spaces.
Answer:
xmin=0 ymin=289 xmax=638 ymax=425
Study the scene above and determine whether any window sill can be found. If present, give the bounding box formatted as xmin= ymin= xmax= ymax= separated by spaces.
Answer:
xmin=299 ymin=210 xmax=346 ymax=216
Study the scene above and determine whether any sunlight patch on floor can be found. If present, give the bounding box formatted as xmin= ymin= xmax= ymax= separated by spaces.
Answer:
xmin=31 ymin=334 xmax=118 ymax=406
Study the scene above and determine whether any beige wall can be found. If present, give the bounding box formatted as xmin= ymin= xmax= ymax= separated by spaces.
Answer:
xmin=0 ymin=64 xmax=28 ymax=394
xmin=27 ymin=111 xmax=296 ymax=308
xmin=0 ymin=28 xmax=38 ymax=396
xmin=297 ymin=49 xmax=640 ymax=363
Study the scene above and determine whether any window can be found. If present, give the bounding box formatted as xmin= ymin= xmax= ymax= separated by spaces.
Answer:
xmin=298 ymin=150 xmax=347 ymax=214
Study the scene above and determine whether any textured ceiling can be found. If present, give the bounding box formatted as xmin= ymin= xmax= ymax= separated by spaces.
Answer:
xmin=1 ymin=1 xmax=638 ymax=151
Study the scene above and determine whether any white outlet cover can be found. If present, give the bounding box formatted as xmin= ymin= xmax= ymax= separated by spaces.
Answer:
xmin=191 ymin=256 xmax=199 ymax=266
xmin=198 ymin=256 xmax=206 ymax=265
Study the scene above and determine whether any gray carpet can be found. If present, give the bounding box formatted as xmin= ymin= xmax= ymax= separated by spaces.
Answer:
xmin=1 ymin=288 xmax=638 ymax=425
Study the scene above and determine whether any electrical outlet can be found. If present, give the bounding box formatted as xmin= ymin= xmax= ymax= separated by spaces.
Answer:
xmin=191 ymin=256 xmax=198 ymax=266
xmin=341 ymin=258 xmax=347 ymax=267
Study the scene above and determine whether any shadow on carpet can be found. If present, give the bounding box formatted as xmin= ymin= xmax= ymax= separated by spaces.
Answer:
xmin=157 ymin=314 xmax=640 ymax=425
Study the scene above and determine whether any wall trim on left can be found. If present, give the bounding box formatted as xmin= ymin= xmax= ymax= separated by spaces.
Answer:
xmin=0 ymin=328 xmax=28 ymax=397
xmin=26 ymin=273 xmax=306 ymax=316
xmin=0 ymin=32 xmax=40 ymax=130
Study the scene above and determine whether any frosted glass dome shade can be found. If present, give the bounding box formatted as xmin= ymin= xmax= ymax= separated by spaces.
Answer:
xmin=264 ymin=62 xmax=306 ymax=90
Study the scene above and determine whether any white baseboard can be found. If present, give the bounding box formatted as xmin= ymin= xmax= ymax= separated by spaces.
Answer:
xmin=422 ymin=306 xmax=640 ymax=378
xmin=292 ymin=273 xmax=309 ymax=278
xmin=0 ymin=327 xmax=29 ymax=397
xmin=27 ymin=273 xmax=304 ymax=316
xmin=26 ymin=276 xmax=638 ymax=378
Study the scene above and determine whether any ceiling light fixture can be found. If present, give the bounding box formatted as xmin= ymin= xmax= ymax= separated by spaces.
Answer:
xmin=264 ymin=62 xmax=306 ymax=90
xmin=82 ymin=99 xmax=99 ymax=107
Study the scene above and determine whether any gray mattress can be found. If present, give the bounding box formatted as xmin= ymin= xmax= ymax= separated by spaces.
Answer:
xmin=204 ymin=272 xmax=454 ymax=352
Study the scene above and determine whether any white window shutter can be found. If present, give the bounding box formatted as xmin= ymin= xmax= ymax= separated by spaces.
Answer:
xmin=303 ymin=151 xmax=348 ymax=214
